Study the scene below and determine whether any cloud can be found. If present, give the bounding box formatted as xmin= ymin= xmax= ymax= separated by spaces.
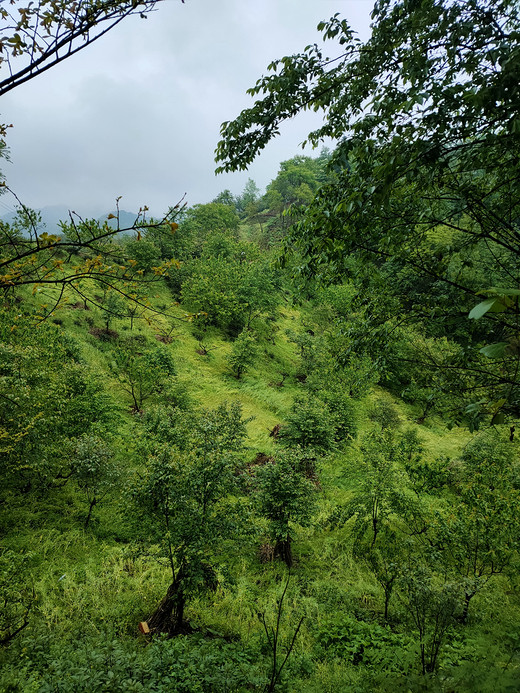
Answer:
xmin=0 ymin=0 xmax=372 ymax=217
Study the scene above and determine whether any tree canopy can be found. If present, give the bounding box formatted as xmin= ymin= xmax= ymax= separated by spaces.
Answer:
xmin=216 ymin=0 xmax=520 ymax=425
xmin=0 ymin=1 xmax=175 ymax=99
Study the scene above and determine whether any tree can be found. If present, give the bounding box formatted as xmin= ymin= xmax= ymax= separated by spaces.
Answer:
xmin=227 ymin=329 xmax=257 ymax=379
xmin=180 ymin=249 xmax=280 ymax=337
xmin=255 ymin=450 xmax=316 ymax=567
xmin=112 ymin=341 xmax=176 ymax=412
xmin=364 ymin=525 xmax=401 ymax=622
xmin=235 ymin=178 xmax=260 ymax=218
xmin=345 ymin=430 xmax=406 ymax=549
xmin=212 ymin=189 xmax=237 ymax=209
xmin=132 ymin=402 xmax=248 ymax=634
xmin=177 ymin=203 xmax=240 ymax=258
xmin=278 ymin=395 xmax=336 ymax=454
xmin=0 ymin=1 xmax=173 ymax=99
xmin=216 ymin=0 xmax=520 ymax=424
xmin=399 ymin=565 xmax=462 ymax=676
xmin=0 ymin=306 xmax=112 ymax=492
xmin=430 ymin=432 xmax=520 ymax=623
xmin=72 ymin=434 xmax=119 ymax=529
xmin=100 ymin=287 xmax=126 ymax=333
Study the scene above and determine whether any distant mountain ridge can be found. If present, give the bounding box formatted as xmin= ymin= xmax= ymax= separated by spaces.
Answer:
xmin=0 ymin=206 xmax=139 ymax=236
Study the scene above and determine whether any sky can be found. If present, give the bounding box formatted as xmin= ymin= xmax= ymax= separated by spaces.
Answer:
xmin=0 ymin=0 xmax=373 ymax=219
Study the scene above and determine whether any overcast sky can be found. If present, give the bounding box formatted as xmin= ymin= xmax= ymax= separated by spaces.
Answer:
xmin=0 ymin=0 xmax=373 ymax=218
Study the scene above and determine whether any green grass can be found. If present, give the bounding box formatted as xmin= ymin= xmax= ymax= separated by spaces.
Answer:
xmin=2 ymin=270 xmax=519 ymax=693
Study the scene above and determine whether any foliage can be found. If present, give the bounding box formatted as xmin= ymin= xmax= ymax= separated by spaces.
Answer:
xmin=3 ymin=632 xmax=263 ymax=692
xmin=0 ymin=549 xmax=34 ymax=646
xmin=278 ymin=395 xmax=336 ymax=453
xmin=131 ymin=402 xmax=248 ymax=633
xmin=255 ymin=450 xmax=316 ymax=567
xmin=227 ymin=329 xmax=257 ymax=379
xmin=236 ymin=178 xmax=261 ymax=217
xmin=316 ymin=615 xmax=408 ymax=668
xmin=216 ymin=0 xmax=520 ymax=424
xmin=125 ymin=238 xmax=162 ymax=273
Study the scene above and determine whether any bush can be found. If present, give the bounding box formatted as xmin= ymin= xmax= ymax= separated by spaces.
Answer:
xmin=2 ymin=632 xmax=264 ymax=692
xmin=320 ymin=390 xmax=358 ymax=443
xmin=316 ymin=616 xmax=409 ymax=668
xmin=278 ymin=396 xmax=336 ymax=453
xmin=368 ymin=399 xmax=401 ymax=431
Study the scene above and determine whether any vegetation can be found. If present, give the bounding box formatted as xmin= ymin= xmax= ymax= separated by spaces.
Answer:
xmin=1 ymin=0 xmax=520 ymax=690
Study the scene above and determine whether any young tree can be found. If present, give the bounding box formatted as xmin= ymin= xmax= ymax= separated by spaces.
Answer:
xmin=72 ymin=434 xmax=119 ymax=529
xmin=132 ymin=402 xmax=248 ymax=634
xmin=278 ymin=395 xmax=336 ymax=454
xmin=227 ymin=329 xmax=257 ymax=379
xmin=112 ymin=343 xmax=176 ymax=412
xmin=345 ymin=430 xmax=407 ymax=549
xmin=431 ymin=432 xmax=520 ymax=623
xmin=399 ymin=565 xmax=462 ymax=676
xmin=255 ymin=450 xmax=316 ymax=567
xmin=365 ymin=525 xmax=402 ymax=622
xmin=100 ymin=288 xmax=126 ymax=333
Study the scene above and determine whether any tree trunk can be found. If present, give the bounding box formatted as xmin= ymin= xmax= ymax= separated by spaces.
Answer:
xmin=275 ymin=537 xmax=293 ymax=568
xmin=84 ymin=497 xmax=97 ymax=529
xmin=459 ymin=590 xmax=475 ymax=625
xmin=147 ymin=574 xmax=190 ymax=636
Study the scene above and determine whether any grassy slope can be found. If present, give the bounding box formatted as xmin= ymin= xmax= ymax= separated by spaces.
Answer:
xmin=2 ymin=266 xmax=518 ymax=693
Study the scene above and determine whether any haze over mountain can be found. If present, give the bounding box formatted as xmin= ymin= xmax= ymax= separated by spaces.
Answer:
xmin=0 ymin=205 xmax=139 ymax=235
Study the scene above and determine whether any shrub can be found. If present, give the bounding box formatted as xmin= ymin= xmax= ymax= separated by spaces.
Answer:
xmin=278 ymin=396 xmax=336 ymax=453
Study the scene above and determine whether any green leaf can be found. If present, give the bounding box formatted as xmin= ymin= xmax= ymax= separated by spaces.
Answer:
xmin=479 ymin=342 xmax=509 ymax=358
xmin=468 ymin=298 xmax=502 ymax=320
xmin=488 ymin=287 xmax=520 ymax=296
xmin=491 ymin=411 xmax=505 ymax=425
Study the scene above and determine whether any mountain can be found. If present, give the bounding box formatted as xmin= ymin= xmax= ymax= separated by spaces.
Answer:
xmin=1 ymin=206 xmax=139 ymax=236
xmin=97 ymin=210 xmax=139 ymax=231
xmin=0 ymin=205 xmax=70 ymax=235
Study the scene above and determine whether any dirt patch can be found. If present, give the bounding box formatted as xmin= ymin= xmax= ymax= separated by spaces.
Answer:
xmin=269 ymin=424 xmax=282 ymax=439
xmin=155 ymin=334 xmax=173 ymax=344
xmin=89 ymin=327 xmax=119 ymax=341
xmin=259 ymin=541 xmax=275 ymax=564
